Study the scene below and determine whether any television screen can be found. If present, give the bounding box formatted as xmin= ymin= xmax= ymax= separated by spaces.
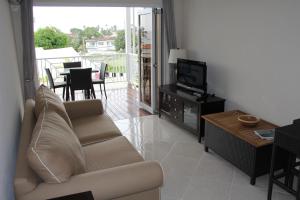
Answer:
xmin=177 ymin=59 xmax=207 ymax=92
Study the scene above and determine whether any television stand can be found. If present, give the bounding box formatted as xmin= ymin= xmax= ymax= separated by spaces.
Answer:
xmin=176 ymin=82 xmax=204 ymax=94
xmin=159 ymin=84 xmax=225 ymax=142
xmin=192 ymin=92 xmax=203 ymax=98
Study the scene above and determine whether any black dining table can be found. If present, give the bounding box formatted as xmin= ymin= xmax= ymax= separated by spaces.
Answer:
xmin=60 ymin=68 xmax=99 ymax=101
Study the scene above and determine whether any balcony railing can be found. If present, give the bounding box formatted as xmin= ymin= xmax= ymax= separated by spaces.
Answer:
xmin=36 ymin=52 xmax=138 ymax=86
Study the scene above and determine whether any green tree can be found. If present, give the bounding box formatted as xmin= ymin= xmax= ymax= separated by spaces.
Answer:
xmin=35 ymin=27 xmax=68 ymax=49
xmin=70 ymin=28 xmax=83 ymax=36
xmin=82 ymin=26 xmax=101 ymax=39
xmin=68 ymin=26 xmax=103 ymax=52
xmin=100 ymin=26 xmax=119 ymax=36
xmin=69 ymin=28 xmax=83 ymax=51
xmin=100 ymin=28 xmax=112 ymax=36
xmin=114 ymin=30 xmax=125 ymax=52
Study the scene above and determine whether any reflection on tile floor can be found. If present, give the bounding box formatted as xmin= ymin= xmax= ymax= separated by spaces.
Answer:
xmin=114 ymin=115 xmax=294 ymax=200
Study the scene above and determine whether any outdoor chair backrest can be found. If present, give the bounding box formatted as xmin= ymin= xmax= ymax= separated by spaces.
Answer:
xmin=70 ymin=68 xmax=93 ymax=91
xmin=100 ymin=62 xmax=108 ymax=80
xmin=45 ymin=68 xmax=55 ymax=89
xmin=63 ymin=61 xmax=82 ymax=69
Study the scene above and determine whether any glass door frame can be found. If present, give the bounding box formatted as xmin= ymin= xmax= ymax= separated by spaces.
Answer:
xmin=138 ymin=8 xmax=162 ymax=114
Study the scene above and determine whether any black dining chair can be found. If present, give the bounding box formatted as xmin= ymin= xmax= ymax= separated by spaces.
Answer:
xmin=63 ymin=61 xmax=82 ymax=69
xmin=93 ymin=63 xmax=108 ymax=99
xmin=45 ymin=68 xmax=67 ymax=99
xmin=69 ymin=68 xmax=96 ymax=101
xmin=63 ymin=62 xmax=82 ymax=84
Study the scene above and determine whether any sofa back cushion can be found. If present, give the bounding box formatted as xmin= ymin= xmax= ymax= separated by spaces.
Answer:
xmin=35 ymin=85 xmax=72 ymax=128
xmin=28 ymin=107 xmax=86 ymax=183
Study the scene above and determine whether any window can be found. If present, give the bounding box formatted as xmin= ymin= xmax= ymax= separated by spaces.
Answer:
xmin=86 ymin=42 xmax=96 ymax=47
xmin=97 ymin=41 xmax=105 ymax=46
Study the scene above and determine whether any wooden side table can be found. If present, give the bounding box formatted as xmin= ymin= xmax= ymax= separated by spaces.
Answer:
xmin=202 ymin=110 xmax=289 ymax=185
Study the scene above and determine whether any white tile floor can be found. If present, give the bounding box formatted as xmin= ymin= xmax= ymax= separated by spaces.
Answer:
xmin=114 ymin=115 xmax=294 ymax=200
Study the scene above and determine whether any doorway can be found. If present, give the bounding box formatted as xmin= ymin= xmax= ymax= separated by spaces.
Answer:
xmin=33 ymin=6 xmax=162 ymax=120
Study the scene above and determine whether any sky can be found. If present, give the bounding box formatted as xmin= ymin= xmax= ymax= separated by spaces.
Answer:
xmin=33 ymin=7 xmax=127 ymax=33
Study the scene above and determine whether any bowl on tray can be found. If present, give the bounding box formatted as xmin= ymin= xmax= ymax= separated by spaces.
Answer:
xmin=238 ymin=114 xmax=260 ymax=127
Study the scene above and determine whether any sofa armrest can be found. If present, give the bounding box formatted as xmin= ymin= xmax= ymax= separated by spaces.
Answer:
xmin=20 ymin=161 xmax=163 ymax=200
xmin=64 ymin=99 xmax=104 ymax=119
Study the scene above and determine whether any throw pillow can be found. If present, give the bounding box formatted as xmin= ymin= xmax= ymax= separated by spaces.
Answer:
xmin=35 ymin=85 xmax=73 ymax=128
xmin=28 ymin=108 xmax=86 ymax=183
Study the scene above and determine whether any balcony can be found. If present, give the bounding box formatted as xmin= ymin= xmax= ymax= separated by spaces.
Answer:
xmin=36 ymin=52 xmax=138 ymax=86
xmin=36 ymin=52 xmax=150 ymax=121
xmin=34 ymin=6 xmax=146 ymax=120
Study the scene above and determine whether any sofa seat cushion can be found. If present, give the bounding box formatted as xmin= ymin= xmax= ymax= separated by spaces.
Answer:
xmin=83 ymin=136 xmax=144 ymax=171
xmin=35 ymin=85 xmax=73 ymax=128
xmin=71 ymin=114 xmax=122 ymax=145
xmin=27 ymin=108 xmax=86 ymax=184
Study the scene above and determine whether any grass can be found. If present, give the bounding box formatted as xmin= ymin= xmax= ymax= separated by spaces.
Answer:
xmin=105 ymin=55 xmax=127 ymax=73
xmin=107 ymin=65 xmax=126 ymax=73
xmin=85 ymin=53 xmax=127 ymax=74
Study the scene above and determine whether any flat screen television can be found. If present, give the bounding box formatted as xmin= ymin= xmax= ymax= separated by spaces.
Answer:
xmin=176 ymin=59 xmax=207 ymax=94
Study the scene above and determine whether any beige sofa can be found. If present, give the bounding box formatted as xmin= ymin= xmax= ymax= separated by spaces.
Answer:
xmin=14 ymin=99 xmax=163 ymax=200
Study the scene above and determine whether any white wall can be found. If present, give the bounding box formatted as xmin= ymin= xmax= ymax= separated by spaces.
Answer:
xmin=182 ymin=0 xmax=300 ymax=125
xmin=0 ymin=0 xmax=24 ymax=199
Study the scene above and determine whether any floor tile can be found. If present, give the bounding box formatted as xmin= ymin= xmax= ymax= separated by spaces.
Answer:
xmin=168 ymin=142 xmax=204 ymax=159
xmin=271 ymin=191 xmax=295 ymax=200
xmin=115 ymin=115 xmax=294 ymax=200
xmin=182 ymin=179 xmax=231 ymax=200
xmin=161 ymin=173 xmax=191 ymax=199
xmin=161 ymin=154 xmax=200 ymax=178
xmin=138 ymin=141 xmax=173 ymax=161
xmin=229 ymin=184 xmax=268 ymax=200
xmin=229 ymin=183 xmax=294 ymax=200
xmin=232 ymin=168 xmax=290 ymax=195
xmin=191 ymin=153 xmax=234 ymax=185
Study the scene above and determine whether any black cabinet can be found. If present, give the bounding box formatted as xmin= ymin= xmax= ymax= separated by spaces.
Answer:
xmin=159 ymin=84 xmax=225 ymax=142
